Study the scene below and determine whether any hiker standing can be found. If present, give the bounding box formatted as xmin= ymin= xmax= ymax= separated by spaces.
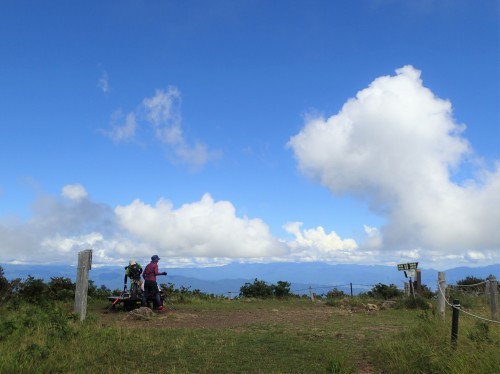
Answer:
xmin=124 ymin=259 xmax=143 ymax=287
xmin=142 ymin=255 xmax=167 ymax=311
xmin=124 ymin=259 xmax=143 ymax=296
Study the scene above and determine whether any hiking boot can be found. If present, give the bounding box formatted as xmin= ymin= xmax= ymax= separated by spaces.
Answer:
xmin=156 ymin=306 xmax=166 ymax=313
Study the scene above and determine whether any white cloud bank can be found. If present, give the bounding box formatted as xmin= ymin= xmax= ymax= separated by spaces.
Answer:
xmin=288 ymin=65 xmax=500 ymax=267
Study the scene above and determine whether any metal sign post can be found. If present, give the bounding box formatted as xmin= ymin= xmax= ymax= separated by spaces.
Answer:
xmin=397 ymin=262 xmax=418 ymax=298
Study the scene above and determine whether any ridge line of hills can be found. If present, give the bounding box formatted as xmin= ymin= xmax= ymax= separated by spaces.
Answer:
xmin=1 ymin=262 xmax=498 ymax=296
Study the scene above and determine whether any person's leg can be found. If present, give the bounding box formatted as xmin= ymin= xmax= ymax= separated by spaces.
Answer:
xmin=155 ymin=289 xmax=162 ymax=308
xmin=149 ymin=281 xmax=160 ymax=308
xmin=142 ymin=281 xmax=152 ymax=307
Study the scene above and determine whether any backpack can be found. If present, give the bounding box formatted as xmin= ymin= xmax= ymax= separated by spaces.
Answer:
xmin=127 ymin=265 xmax=142 ymax=280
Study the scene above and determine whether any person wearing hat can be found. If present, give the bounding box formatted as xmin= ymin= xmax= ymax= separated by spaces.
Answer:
xmin=124 ymin=259 xmax=143 ymax=295
xmin=141 ymin=255 xmax=167 ymax=311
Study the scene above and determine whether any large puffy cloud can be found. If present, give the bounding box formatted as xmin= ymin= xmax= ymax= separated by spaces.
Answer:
xmin=115 ymin=193 xmax=287 ymax=258
xmin=288 ymin=65 xmax=500 ymax=265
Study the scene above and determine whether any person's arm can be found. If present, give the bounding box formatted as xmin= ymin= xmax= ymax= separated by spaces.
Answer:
xmin=156 ymin=264 xmax=167 ymax=276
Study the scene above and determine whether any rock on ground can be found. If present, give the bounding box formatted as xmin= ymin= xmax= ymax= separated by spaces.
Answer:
xmin=123 ymin=307 xmax=156 ymax=321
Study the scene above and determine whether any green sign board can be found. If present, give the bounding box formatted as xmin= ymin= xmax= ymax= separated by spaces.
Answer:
xmin=397 ymin=262 xmax=418 ymax=271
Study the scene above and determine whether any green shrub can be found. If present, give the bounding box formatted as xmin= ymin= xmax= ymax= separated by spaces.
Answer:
xmin=239 ymin=278 xmax=273 ymax=298
xmin=0 ymin=266 xmax=11 ymax=300
xmin=368 ymin=283 xmax=403 ymax=299
xmin=272 ymin=281 xmax=292 ymax=298
xmin=399 ymin=296 xmax=431 ymax=310
xmin=326 ymin=288 xmax=346 ymax=298
xmin=48 ymin=277 xmax=75 ymax=300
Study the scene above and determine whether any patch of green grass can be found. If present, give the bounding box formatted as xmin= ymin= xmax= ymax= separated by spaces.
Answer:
xmin=0 ymin=297 xmax=497 ymax=373
xmin=371 ymin=310 xmax=500 ymax=373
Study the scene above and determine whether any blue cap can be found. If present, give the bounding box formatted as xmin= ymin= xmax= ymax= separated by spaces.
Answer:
xmin=151 ymin=255 xmax=160 ymax=262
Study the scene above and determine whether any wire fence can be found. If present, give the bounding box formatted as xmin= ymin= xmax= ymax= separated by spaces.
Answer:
xmin=437 ymin=283 xmax=500 ymax=325
xmin=223 ymin=283 xmax=376 ymax=298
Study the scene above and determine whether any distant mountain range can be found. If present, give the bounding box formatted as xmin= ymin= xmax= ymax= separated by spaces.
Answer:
xmin=1 ymin=262 xmax=498 ymax=296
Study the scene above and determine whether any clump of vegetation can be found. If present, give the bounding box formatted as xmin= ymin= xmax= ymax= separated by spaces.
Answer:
xmin=371 ymin=308 xmax=499 ymax=373
xmin=399 ymin=295 xmax=431 ymax=310
xmin=0 ymin=265 xmax=114 ymax=312
xmin=367 ymin=283 xmax=403 ymax=299
xmin=239 ymin=278 xmax=292 ymax=298
xmin=159 ymin=283 xmax=226 ymax=303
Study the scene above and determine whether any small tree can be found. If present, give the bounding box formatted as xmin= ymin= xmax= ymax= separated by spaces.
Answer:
xmin=239 ymin=278 xmax=273 ymax=298
xmin=457 ymin=276 xmax=485 ymax=286
xmin=0 ymin=266 xmax=11 ymax=300
xmin=16 ymin=275 xmax=49 ymax=303
xmin=368 ymin=283 xmax=403 ymax=300
xmin=48 ymin=277 xmax=75 ymax=300
xmin=272 ymin=281 xmax=291 ymax=298
xmin=326 ymin=288 xmax=345 ymax=299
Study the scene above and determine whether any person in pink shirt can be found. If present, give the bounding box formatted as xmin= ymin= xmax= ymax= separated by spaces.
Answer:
xmin=141 ymin=255 xmax=167 ymax=311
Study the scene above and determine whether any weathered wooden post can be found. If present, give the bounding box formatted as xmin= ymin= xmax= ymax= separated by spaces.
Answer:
xmin=74 ymin=249 xmax=92 ymax=321
xmin=438 ymin=272 xmax=446 ymax=320
xmin=488 ymin=275 xmax=498 ymax=321
xmin=309 ymin=286 xmax=314 ymax=302
xmin=228 ymin=291 xmax=232 ymax=300
xmin=451 ymin=299 xmax=460 ymax=349
xmin=416 ymin=269 xmax=422 ymax=295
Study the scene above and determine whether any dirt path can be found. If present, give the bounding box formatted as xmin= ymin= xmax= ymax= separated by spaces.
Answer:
xmin=99 ymin=303 xmax=377 ymax=372
xmin=101 ymin=303 xmax=337 ymax=329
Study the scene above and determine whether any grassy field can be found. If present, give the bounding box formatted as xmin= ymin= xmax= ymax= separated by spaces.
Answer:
xmin=1 ymin=296 xmax=499 ymax=373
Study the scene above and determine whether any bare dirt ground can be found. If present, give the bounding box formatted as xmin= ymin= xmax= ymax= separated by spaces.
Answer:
xmin=100 ymin=303 xmax=339 ymax=329
xmin=99 ymin=302 xmax=378 ymax=373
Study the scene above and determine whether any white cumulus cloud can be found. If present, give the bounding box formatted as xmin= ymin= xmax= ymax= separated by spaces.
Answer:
xmin=115 ymin=193 xmax=287 ymax=258
xmin=288 ymin=65 xmax=500 ymax=266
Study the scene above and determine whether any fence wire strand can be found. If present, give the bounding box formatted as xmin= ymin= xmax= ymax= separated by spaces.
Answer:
xmin=438 ymin=284 xmax=500 ymax=325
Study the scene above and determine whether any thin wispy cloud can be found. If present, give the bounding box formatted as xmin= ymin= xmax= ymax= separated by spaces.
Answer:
xmin=98 ymin=71 xmax=110 ymax=93
xmin=102 ymin=86 xmax=220 ymax=170
xmin=102 ymin=111 xmax=137 ymax=143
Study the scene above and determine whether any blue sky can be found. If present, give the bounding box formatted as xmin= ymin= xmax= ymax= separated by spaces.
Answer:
xmin=0 ymin=0 xmax=498 ymax=270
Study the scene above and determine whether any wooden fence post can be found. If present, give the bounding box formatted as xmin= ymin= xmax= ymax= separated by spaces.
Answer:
xmin=416 ymin=269 xmax=422 ymax=294
xmin=74 ymin=249 xmax=92 ymax=321
xmin=309 ymin=286 xmax=314 ymax=302
xmin=488 ymin=275 xmax=498 ymax=321
xmin=451 ymin=299 xmax=460 ymax=349
xmin=438 ymin=272 xmax=446 ymax=320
